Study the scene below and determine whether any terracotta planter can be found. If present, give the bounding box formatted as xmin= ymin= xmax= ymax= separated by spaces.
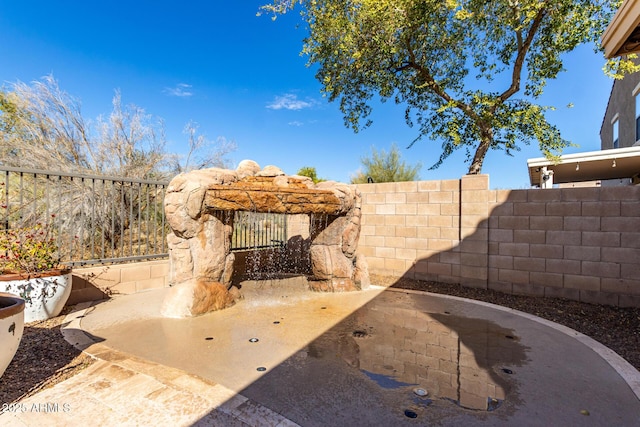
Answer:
xmin=0 ymin=293 xmax=25 ymax=378
xmin=0 ymin=269 xmax=72 ymax=323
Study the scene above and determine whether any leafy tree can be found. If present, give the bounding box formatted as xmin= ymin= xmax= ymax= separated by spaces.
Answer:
xmin=296 ymin=166 xmax=325 ymax=183
xmin=262 ymin=0 xmax=624 ymax=174
xmin=350 ymin=143 xmax=421 ymax=183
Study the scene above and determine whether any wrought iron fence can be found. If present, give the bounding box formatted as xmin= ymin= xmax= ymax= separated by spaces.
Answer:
xmin=0 ymin=166 xmax=288 ymax=267
xmin=231 ymin=211 xmax=288 ymax=251
xmin=0 ymin=166 xmax=169 ymax=267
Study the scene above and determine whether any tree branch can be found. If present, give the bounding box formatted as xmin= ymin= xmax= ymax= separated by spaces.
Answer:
xmin=399 ymin=37 xmax=481 ymax=124
xmin=497 ymin=5 xmax=547 ymax=106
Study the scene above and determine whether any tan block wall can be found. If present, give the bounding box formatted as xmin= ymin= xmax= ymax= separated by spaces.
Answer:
xmin=487 ymin=185 xmax=640 ymax=307
xmin=69 ymin=259 xmax=170 ymax=305
xmin=67 ymin=180 xmax=640 ymax=308
xmin=357 ymin=178 xmax=640 ymax=308
xmin=358 ymin=179 xmax=463 ymax=283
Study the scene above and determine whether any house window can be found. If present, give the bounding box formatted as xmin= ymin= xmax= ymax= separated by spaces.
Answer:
xmin=613 ymin=119 xmax=619 ymax=149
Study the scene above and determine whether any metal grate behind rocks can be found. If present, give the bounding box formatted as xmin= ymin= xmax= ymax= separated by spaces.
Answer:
xmin=231 ymin=211 xmax=287 ymax=251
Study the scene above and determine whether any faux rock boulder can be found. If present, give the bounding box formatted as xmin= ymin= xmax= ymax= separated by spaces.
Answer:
xmin=161 ymin=160 xmax=369 ymax=317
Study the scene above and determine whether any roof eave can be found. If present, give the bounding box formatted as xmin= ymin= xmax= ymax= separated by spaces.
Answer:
xmin=602 ymin=0 xmax=640 ymax=58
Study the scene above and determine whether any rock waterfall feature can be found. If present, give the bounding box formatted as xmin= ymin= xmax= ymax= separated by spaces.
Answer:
xmin=161 ymin=160 xmax=369 ymax=317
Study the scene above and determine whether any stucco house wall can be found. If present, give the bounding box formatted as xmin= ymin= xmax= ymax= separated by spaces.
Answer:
xmin=600 ymin=63 xmax=640 ymax=150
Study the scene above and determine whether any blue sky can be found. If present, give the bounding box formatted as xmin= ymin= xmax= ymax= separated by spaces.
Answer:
xmin=0 ymin=1 xmax=616 ymax=189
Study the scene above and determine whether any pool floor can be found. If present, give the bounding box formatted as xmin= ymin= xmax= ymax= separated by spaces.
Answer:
xmin=78 ymin=283 xmax=640 ymax=426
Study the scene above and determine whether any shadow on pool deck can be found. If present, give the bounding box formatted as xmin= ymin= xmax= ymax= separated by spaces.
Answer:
xmin=2 ymin=283 xmax=639 ymax=426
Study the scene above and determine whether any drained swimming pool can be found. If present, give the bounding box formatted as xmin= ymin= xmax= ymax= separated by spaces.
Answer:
xmin=76 ymin=281 xmax=640 ymax=426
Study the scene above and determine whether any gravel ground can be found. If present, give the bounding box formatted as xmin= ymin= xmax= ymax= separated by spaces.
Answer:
xmin=0 ymin=308 xmax=94 ymax=404
xmin=1 ymin=276 xmax=638 ymax=404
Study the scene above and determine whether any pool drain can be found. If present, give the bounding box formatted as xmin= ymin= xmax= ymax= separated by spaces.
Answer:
xmin=413 ymin=388 xmax=428 ymax=397
xmin=404 ymin=409 xmax=418 ymax=418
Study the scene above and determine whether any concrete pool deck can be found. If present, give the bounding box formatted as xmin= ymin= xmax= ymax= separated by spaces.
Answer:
xmin=2 ymin=284 xmax=639 ymax=426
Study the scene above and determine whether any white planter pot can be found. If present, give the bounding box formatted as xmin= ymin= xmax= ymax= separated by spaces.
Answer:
xmin=0 ymin=269 xmax=72 ymax=323
xmin=0 ymin=293 xmax=25 ymax=378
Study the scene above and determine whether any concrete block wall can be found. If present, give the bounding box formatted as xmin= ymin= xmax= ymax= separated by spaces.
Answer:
xmin=487 ymin=185 xmax=640 ymax=307
xmin=69 ymin=259 xmax=170 ymax=305
xmin=67 ymin=179 xmax=640 ymax=308
xmin=357 ymin=177 xmax=640 ymax=307
xmin=358 ymin=179 xmax=463 ymax=283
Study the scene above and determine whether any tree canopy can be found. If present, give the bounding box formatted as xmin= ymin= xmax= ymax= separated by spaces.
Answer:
xmin=262 ymin=0 xmax=625 ymax=174
xmin=296 ymin=166 xmax=326 ymax=183
xmin=350 ymin=143 xmax=421 ymax=183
